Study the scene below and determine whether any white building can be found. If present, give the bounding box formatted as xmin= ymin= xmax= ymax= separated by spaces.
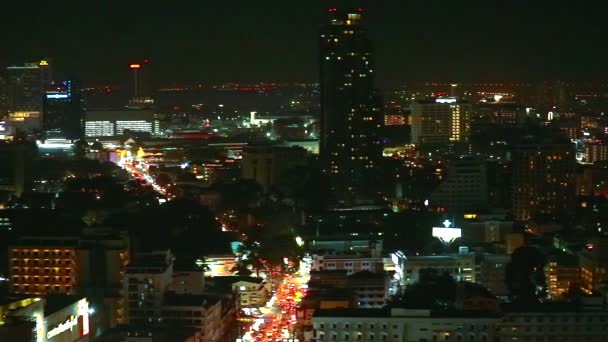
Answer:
xmin=393 ymin=252 xmax=476 ymax=287
xmin=311 ymin=254 xmax=385 ymax=275
xmin=85 ymin=109 xmax=162 ymax=137
xmin=411 ymin=98 xmax=472 ymax=146
xmin=160 ymin=294 xmax=225 ymax=342
xmin=231 ymin=277 xmax=270 ymax=308
xmin=124 ymin=250 xmax=174 ymax=324
xmin=312 ymin=308 xmax=499 ymax=342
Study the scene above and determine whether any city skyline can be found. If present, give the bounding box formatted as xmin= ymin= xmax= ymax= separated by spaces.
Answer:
xmin=2 ymin=2 xmax=608 ymax=342
xmin=3 ymin=1 xmax=608 ymax=86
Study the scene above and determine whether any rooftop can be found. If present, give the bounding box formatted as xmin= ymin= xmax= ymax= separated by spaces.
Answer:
xmin=162 ymin=293 xmax=220 ymax=308
xmin=314 ymin=308 xmax=389 ymax=318
xmin=45 ymin=295 xmax=82 ymax=316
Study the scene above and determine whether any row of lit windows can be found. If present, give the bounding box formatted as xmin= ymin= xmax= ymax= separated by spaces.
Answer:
xmin=12 ymin=267 xmax=72 ymax=275
xmin=13 ymin=284 xmax=71 ymax=293
xmin=12 ymin=249 xmax=73 ymax=257
xmin=13 ymin=276 xmax=72 ymax=283
xmin=13 ymin=259 xmax=72 ymax=266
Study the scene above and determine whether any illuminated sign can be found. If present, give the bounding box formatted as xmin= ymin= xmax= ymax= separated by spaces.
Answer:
xmin=39 ymin=60 xmax=49 ymax=66
xmin=432 ymin=227 xmax=462 ymax=243
xmin=46 ymin=315 xmax=78 ymax=339
xmin=130 ymin=64 xmax=141 ymax=69
xmin=46 ymin=93 xmax=69 ymax=99
xmin=0 ymin=121 xmax=5 ymax=132
xmin=436 ymin=97 xmax=458 ymax=104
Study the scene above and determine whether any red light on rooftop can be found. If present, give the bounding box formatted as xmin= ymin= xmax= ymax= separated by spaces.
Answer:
xmin=129 ymin=64 xmax=141 ymax=69
xmin=358 ymin=8 xmax=363 ymax=12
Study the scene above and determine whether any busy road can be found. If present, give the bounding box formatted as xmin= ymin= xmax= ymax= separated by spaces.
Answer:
xmin=240 ymin=259 xmax=310 ymax=342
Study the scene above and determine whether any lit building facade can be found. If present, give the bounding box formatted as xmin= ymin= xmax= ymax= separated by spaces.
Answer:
xmin=85 ymin=109 xmax=162 ymax=137
xmin=9 ymin=238 xmax=80 ymax=296
xmin=231 ymin=278 xmax=270 ymax=308
xmin=545 ymin=252 xmax=579 ymax=299
xmin=384 ymin=114 xmax=405 ymax=126
xmin=319 ymin=8 xmax=383 ymax=198
xmin=203 ymin=254 xmax=238 ymax=277
xmin=583 ymin=142 xmax=608 ymax=164
xmin=411 ymin=98 xmax=472 ymax=148
xmin=511 ymin=138 xmax=575 ymax=221
xmin=579 ymin=237 xmax=608 ymax=295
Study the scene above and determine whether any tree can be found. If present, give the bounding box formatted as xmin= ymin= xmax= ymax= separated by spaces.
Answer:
xmin=391 ymin=269 xmax=457 ymax=310
xmin=72 ymin=139 xmax=88 ymax=159
xmin=82 ymin=209 xmax=109 ymax=226
xmin=213 ymin=179 xmax=263 ymax=212
xmin=505 ymin=246 xmax=547 ymax=305
xmin=156 ymin=173 xmax=172 ymax=187
xmin=90 ymin=141 xmax=104 ymax=152
xmin=177 ymin=171 xmax=197 ymax=182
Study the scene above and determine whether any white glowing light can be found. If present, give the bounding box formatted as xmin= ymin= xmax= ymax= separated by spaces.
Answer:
xmin=432 ymin=227 xmax=462 ymax=243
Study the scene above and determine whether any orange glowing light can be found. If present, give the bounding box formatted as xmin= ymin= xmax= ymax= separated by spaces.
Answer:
xmin=129 ymin=64 xmax=141 ymax=69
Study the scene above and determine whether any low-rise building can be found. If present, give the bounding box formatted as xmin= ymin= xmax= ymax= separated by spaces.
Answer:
xmin=579 ymin=236 xmax=608 ymax=294
xmin=396 ymin=252 xmax=476 ymax=287
xmin=545 ymin=251 xmax=579 ymax=299
xmin=203 ymin=254 xmax=237 ymax=277
xmin=312 ymin=308 xmax=499 ymax=342
xmin=124 ymin=250 xmax=174 ymax=325
xmin=477 ymin=254 xmax=510 ymax=298
xmin=348 ymin=271 xmax=392 ymax=309
xmin=311 ymin=254 xmax=385 ymax=275
xmin=161 ymin=293 xmax=225 ymax=342
xmin=231 ymin=277 xmax=270 ymax=308
xmin=497 ymin=298 xmax=608 ymax=341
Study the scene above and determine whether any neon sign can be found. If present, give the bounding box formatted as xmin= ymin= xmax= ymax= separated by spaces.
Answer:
xmin=46 ymin=315 xmax=78 ymax=339
xmin=46 ymin=93 xmax=69 ymax=99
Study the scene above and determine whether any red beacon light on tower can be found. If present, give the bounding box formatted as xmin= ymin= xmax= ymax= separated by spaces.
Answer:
xmin=358 ymin=8 xmax=364 ymax=12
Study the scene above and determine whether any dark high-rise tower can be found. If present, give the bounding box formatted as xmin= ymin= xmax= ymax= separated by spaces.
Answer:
xmin=319 ymin=8 xmax=382 ymax=200
xmin=6 ymin=59 xmax=52 ymax=131
xmin=512 ymin=135 xmax=575 ymax=222
xmin=43 ymin=80 xmax=85 ymax=140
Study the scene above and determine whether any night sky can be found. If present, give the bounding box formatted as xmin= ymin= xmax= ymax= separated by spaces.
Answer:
xmin=3 ymin=0 xmax=607 ymax=86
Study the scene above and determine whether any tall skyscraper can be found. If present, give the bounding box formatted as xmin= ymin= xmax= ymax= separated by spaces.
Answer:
xmin=319 ymin=8 xmax=382 ymax=200
xmin=512 ymin=136 xmax=576 ymax=222
xmin=410 ymin=98 xmax=472 ymax=154
xmin=6 ymin=59 xmax=52 ymax=131
xmin=43 ymin=80 xmax=85 ymax=140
